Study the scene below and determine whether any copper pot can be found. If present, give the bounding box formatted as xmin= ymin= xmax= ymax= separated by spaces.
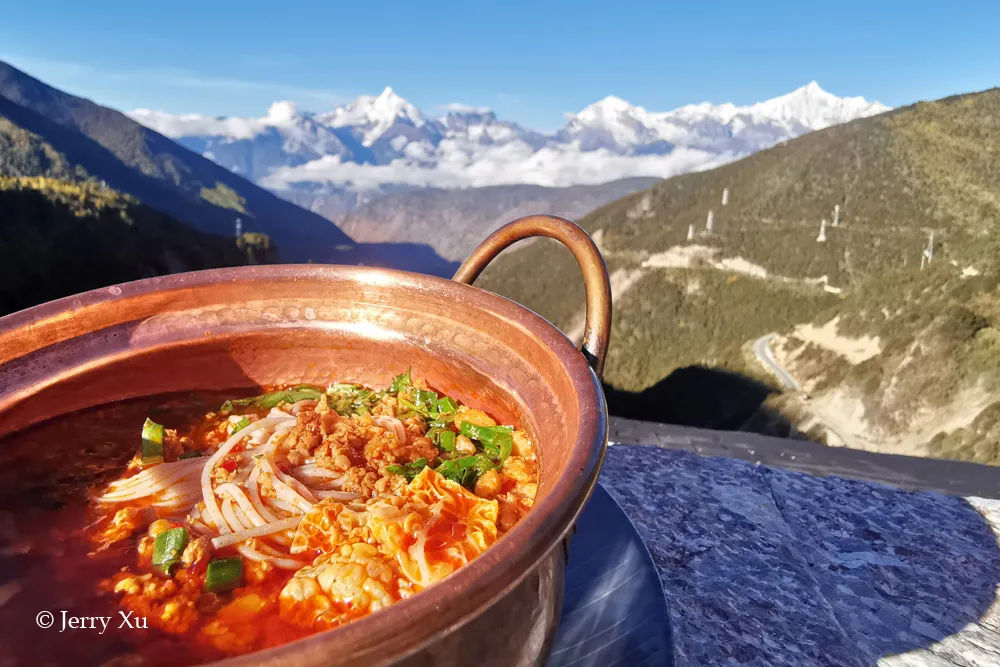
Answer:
xmin=0 ymin=215 xmax=612 ymax=667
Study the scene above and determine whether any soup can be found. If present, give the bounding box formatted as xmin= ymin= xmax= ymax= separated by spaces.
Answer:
xmin=0 ymin=369 xmax=538 ymax=666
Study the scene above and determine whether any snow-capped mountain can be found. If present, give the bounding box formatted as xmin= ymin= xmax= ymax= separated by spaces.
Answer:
xmin=129 ymin=82 xmax=889 ymax=213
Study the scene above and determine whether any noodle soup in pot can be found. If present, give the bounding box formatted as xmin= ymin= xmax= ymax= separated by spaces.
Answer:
xmin=0 ymin=370 xmax=538 ymax=666
xmin=0 ymin=217 xmax=612 ymax=667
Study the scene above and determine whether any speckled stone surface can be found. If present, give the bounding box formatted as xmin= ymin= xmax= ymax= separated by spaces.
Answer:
xmin=599 ymin=443 xmax=1000 ymax=667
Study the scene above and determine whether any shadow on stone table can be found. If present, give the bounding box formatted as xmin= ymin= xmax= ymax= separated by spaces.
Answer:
xmin=598 ymin=444 xmax=1000 ymax=666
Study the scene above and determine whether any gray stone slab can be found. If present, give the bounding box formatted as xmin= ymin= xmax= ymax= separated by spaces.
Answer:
xmin=609 ymin=417 xmax=1000 ymax=499
xmin=598 ymin=444 xmax=1000 ymax=667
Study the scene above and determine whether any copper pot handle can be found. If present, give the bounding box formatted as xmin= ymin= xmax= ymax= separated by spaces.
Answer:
xmin=453 ymin=215 xmax=612 ymax=378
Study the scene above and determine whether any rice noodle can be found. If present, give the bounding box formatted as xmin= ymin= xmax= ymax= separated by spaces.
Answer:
xmin=313 ymin=490 xmax=361 ymax=501
xmin=211 ymin=516 xmax=302 ymax=549
xmin=246 ymin=468 xmax=281 ymax=523
xmin=257 ymin=426 xmax=318 ymax=505
xmin=373 ymin=415 xmax=407 ymax=445
xmin=289 ymin=399 xmax=318 ymax=415
xmin=220 ymin=498 xmax=246 ymax=533
xmin=99 ymin=458 xmax=204 ymax=501
xmin=265 ymin=498 xmax=300 ymax=514
xmin=231 ymin=501 xmax=253 ymax=529
xmin=236 ymin=542 xmax=306 ymax=570
xmin=189 ymin=520 xmax=214 ymax=537
xmin=200 ymin=417 xmax=291 ymax=533
xmin=289 ymin=465 xmax=342 ymax=480
xmin=215 ymin=483 xmax=268 ymax=527
xmin=310 ymin=479 xmax=346 ymax=491
xmin=269 ymin=474 xmax=315 ymax=513
xmin=259 ymin=447 xmax=317 ymax=508
xmin=253 ymin=540 xmax=298 ymax=559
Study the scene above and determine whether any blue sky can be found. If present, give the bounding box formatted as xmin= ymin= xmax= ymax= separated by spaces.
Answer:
xmin=2 ymin=0 xmax=997 ymax=130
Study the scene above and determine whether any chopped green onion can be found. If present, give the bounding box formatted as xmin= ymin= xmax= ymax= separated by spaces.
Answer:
xmin=141 ymin=418 xmax=165 ymax=465
xmin=413 ymin=389 xmax=435 ymax=413
xmin=494 ymin=432 xmax=513 ymax=465
xmin=228 ymin=417 xmax=251 ymax=435
xmin=438 ymin=430 xmax=456 ymax=452
xmin=459 ymin=422 xmax=515 ymax=465
xmin=433 ymin=454 xmax=495 ymax=490
xmin=152 ymin=527 xmax=188 ymax=576
xmin=390 ymin=368 xmax=412 ymax=394
xmin=386 ymin=457 xmax=428 ymax=482
xmin=177 ymin=450 xmax=202 ymax=460
xmin=435 ymin=397 xmax=459 ymax=416
xmin=325 ymin=384 xmax=385 ymax=416
xmin=459 ymin=422 xmax=513 ymax=445
xmin=204 ymin=557 xmax=243 ymax=593
xmin=396 ymin=397 xmax=420 ymax=416
xmin=221 ymin=385 xmax=323 ymax=412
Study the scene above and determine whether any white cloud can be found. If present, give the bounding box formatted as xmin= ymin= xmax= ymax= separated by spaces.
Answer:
xmin=438 ymin=102 xmax=493 ymax=114
xmin=260 ymin=141 xmax=738 ymax=191
xmin=128 ymin=109 xmax=270 ymax=140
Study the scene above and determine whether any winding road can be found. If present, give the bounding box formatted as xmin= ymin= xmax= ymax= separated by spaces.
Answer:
xmin=752 ymin=333 xmax=864 ymax=448
xmin=752 ymin=334 xmax=801 ymax=391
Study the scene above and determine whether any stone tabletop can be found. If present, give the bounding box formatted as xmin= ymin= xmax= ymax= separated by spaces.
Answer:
xmin=599 ymin=422 xmax=1000 ymax=667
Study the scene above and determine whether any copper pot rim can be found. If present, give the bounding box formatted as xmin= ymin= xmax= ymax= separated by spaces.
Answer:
xmin=0 ymin=263 xmax=608 ymax=666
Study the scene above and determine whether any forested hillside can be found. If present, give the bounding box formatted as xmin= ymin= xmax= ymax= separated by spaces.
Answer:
xmin=0 ymin=61 xmax=356 ymax=263
xmin=479 ymin=87 xmax=1000 ymax=464
xmin=0 ymin=176 xmax=274 ymax=315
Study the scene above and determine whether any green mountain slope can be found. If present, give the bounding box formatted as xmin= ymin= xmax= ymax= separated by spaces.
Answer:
xmin=0 ymin=60 xmax=357 ymax=263
xmin=478 ymin=87 xmax=1000 ymax=462
xmin=0 ymin=176 xmax=275 ymax=316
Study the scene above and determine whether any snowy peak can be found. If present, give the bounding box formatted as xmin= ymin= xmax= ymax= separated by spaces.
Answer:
xmin=564 ymin=95 xmax=659 ymax=148
xmin=747 ymin=81 xmax=890 ymax=130
xmin=128 ymin=81 xmax=890 ymax=190
xmin=319 ymin=86 xmax=426 ymax=147
xmin=578 ymin=95 xmax=637 ymax=117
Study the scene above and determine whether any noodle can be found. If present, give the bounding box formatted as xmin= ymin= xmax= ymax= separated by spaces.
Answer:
xmin=212 ymin=516 xmax=303 ymax=549
xmin=83 ymin=373 xmax=539 ymax=659
xmin=200 ymin=416 xmax=291 ymax=532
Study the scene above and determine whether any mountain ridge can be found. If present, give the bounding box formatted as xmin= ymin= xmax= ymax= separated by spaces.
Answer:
xmin=475 ymin=85 xmax=1000 ymax=465
xmin=128 ymin=82 xmax=889 ymax=218
xmin=0 ymin=60 xmax=358 ymax=263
